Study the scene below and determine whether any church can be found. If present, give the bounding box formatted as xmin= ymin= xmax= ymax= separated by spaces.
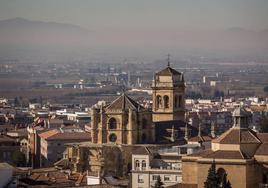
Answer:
xmin=58 ymin=64 xmax=195 ymax=176
xmin=89 ymin=63 xmax=188 ymax=145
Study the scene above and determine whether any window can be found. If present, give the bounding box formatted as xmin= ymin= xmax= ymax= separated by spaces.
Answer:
xmin=166 ymin=163 xmax=171 ymax=170
xmin=164 ymin=175 xmax=170 ymax=181
xmin=178 ymin=95 xmax=182 ymax=108
xmin=138 ymin=175 xmax=144 ymax=183
xmin=153 ymin=175 xmax=159 ymax=181
xmin=109 ymin=133 xmax=117 ymax=142
xmin=163 ymin=95 xmax=169 ymax=108
xmin=109 ymin=118 xmax=117 ymax=129
xmin=175 ymin=95 xmax=178 ymax=108
xmin=135 ymin=160 xmax=140 ymax=170
xmin=141 ymin=134 xmax=147 ymax=144
xmin=142 ymin=118 xmax=147 ymax=129
xmin=156 ymin=95 xmax=162 ymax=109
xmin=141 ymin=160 xmax=146 ymax=170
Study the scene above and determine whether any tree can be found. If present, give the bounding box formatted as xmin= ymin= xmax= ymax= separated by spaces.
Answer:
xmin=204 ymin=160 xmax=220 ymax=188
xmin=225 ymin=180 xmax=232 ymax=188
xmin=12 ymin=150 xmax=26 ymax=167
xmin=152 ymin=176 xmax=164 ymax=188
xmin=221 ymin=173 xmax=232 ymax=188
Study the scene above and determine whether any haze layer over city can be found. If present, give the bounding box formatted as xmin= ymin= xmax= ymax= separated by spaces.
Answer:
xmin=0 ymin=1 xmax=268 ymax=188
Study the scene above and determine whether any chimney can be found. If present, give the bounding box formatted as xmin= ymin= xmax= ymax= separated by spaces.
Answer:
xmin=211 ymin=121 xmax=216 ymax=138
xmin=198 ymin=123 xmax=202 ymax=137
xmin=184 ymin=123 xmax=188 ymax=141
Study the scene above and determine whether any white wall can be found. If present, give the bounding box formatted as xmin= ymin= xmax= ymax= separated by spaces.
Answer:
xmin=87 ymin=176 xmax=100 ymax=185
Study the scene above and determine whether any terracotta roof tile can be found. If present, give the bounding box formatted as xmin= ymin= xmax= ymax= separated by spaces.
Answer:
xmin=212 ymin=128 xmax=260 ymax=144
xmin=105 ymin=93 xmax=144 ymax=111
xmin=212 ymin=129 xmax=240 ymax=144
xmin=39 ymin=129 xmax=58 ymax=139
xmin=156 ymin=67 xmax=182 ymax=76
xmin=204 ymin=150 xmax=247 ymax=159
xmin=188 ymin=149 xmax=214 ymax=157
xmin=255 ymin=143 xmax=268 ymax=155
xmin=46 ymin=132 xmax=91 ymax=141
xmin=257 ymin=133 xmax=268 ymax=143
xmin=39 ymin=129 xmax=91 ymax=141
xmin=188 ymin=135 xmax=212 ymax=142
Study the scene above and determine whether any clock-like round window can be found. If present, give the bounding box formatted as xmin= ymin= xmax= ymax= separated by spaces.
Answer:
xmin=109 ymin=133 xmax=117 ymax=142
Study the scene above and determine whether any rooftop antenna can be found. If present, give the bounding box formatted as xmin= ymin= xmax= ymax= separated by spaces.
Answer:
xmin=167 ymin=54 xmax=171 ymax=67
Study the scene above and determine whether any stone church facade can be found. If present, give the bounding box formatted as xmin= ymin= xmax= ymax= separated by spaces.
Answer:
xmin=89 ymin=65 xmax=186 ymax=145
xmin=57 ymin=65 xmax=190 ymax=178
xmin=90 ymin=93 xmax=154 ymax=145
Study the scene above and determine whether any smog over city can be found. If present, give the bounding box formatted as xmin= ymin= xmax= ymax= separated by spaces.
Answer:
xmin=0 ymin=1 xmax=268 ymax=188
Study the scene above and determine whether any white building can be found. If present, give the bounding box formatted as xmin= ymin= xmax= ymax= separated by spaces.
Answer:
xmin=131 ymin=148 xmax=182 ymax=188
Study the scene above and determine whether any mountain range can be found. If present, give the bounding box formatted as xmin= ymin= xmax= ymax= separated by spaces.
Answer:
xmin=0 ymin=18 xmax=267 ymax=61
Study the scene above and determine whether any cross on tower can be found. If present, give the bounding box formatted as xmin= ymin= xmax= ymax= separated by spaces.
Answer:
xmin=167 ymin=54 xmax=171 ymax=67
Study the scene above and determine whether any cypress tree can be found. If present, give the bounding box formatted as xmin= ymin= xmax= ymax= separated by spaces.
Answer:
xmin=204 ymin=160 xmax=220 ymax=188
xmin=152 ymin=176 xmax=164 ymax=188
xmin=225 ymin=180 xmax=232 ymax=188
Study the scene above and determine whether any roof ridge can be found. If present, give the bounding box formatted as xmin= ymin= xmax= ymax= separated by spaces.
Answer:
xmin=212 ymin=128 xmax=233 ymax=143
xmin=125 ymin=94 xmax=143 ymax=110
xmin=106 ymin=94 xmax=124 ymax=110
xmin=124 ymin=94 xmax=137 ymax=109
xmin=144 ymin=146 xmax=151 ymax=155
xmin=238 ymin=149 xmax=247 ymax=159
xmin=106 ymin=93 xmax=143 ymax=111
xmin=247 ymin=129 xmax=261 ymax=143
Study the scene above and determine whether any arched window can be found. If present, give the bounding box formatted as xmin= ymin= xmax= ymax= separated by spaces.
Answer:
xmin=109 ymin=118 xmax=117 ymax=129
xmin=175 ymin=95 xmax=178 ymax=108
xmin=142 ymin=118 xmax=147 ymax=129
xmin=142 ymin=134 xmax=147 ymax=143
xmin=135 ymin=160 xmax=140 ymax=170
xmin=178 ymin=95 xmax=182 ymax=108
xmin=156 ymin=95 xmax=162 ymax=109
xmin=142 ymin=160 xmax=146 ymax=170
xmin=164 ymin=95 xmax=169 ymax=108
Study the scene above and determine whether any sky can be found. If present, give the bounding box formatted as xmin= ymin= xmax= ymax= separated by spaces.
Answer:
xmin=0 ymin=0 xmax=268 ymax=31
xmin=0 ymin=0 xmax=268 ymax=61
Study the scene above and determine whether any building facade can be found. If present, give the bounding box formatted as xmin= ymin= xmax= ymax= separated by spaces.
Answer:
xmin=131 ymin=148 xmax=182 ymax=188
xmin=90 ymin=93 xmax=154 ymax=145
xmin=181 ymin=107 xmax=268 ymax=188
xmin=39 ymin=128 xmax=91 ymax=167
xmin=152 ymin=66 xmax=185 ymax=122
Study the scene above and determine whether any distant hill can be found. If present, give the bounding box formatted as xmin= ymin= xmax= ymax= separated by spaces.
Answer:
xmin=0 ymin=18 xmax=96 ymax=61
xmin=0 ymin=17 xmax=92 ymax=46
xmin=0 ymin=18 xmax=267 ymax=62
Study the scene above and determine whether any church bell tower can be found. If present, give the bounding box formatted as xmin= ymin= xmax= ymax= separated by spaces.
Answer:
xmin=152 ymin=56 xmax=185 ymax=122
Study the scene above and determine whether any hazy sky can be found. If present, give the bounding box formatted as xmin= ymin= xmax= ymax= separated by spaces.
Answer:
xmin=0 ymin=0 xmax=268 ymax=61
xmin=1 ymin=0 xmax=268 ymax=30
